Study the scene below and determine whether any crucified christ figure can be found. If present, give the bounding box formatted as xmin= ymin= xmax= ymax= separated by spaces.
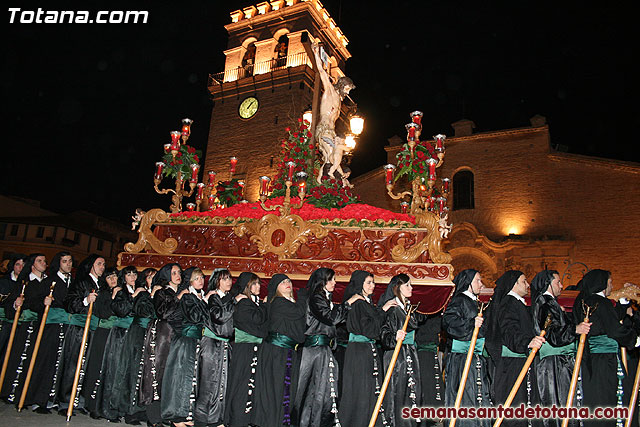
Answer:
xmin=312 ymin=42 xmax=355 ymax=184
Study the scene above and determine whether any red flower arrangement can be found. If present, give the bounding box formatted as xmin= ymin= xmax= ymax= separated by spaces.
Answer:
xmin=171 ymin=197 xmax=417 ymax=227
xmin=215 ymin=178 xmax=244 ymax=208
xmin=161 ymin=143 xmax=202 ymax=179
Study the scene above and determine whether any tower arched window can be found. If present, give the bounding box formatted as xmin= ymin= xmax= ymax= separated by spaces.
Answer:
xmin=453 ymin=170 xmax=474 ymax=210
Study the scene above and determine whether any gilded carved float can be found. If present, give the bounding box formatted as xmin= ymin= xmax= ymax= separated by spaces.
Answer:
xmin=119 ymin=205 xmax=455 ymax=312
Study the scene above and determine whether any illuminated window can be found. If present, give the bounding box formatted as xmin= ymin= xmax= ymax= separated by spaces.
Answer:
xmin=453 ymin=170 xmax=474 ymax=210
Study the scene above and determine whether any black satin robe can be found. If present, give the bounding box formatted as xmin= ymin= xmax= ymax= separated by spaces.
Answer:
xmin=533 ymin=294 xmax=579 ymax=427
xmin=339 ymin=299 xmax=386 ymax=427
xmin=160 ymin=293 xmax=209 ymax=423
xmin=415 ymin=314 xmax=444 ymax=410
xmin=110 ymin=289 xmax=155 ymax=421
xmin=380 ymin=304 xmax=426 ymax=427
xmin=193 ymin=292 xmax=235 ymax=426
xmin=139 ymin=286 xmax=179 ymax=424
xmin=251 ymin=297 xmax=306 ymax=427
xmin=93 ymin=288 xmax=134 ymax=420
xmin=225 ymin=297 xmax=268 ymax=427
xmin=54 ymin=275 xmax=100 ymax=410
xmin=83 ymin=285 xmax=131 ymax=417
xmin=494 ymin=295 xmax=539 ymax=427
xmin=0 ymin=277 xmax=43 ymax=402
xmin=442 ymin=293 xmax=491 ymax=427
xmin=294 ymin=292 xmax=351 ymax=427
xmin=573 ymin=295 xmax=639 ymax=427
xmin=22 ymin=274 xmax=71 ymax=409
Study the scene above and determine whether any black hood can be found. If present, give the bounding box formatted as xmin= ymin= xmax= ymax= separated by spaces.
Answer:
xmin=452 ymin=269 xmax=478 ymax=296
xmin=342 ymin=270 xmax=372 ymax=303
xmin=267 ymin=274 xmax=290 ymax=300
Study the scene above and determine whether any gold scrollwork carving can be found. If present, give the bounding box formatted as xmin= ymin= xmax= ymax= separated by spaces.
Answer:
xmin=233 ymin=214 xmax=328 ymax=259
xmin=391 ymin=211 xmax=452 ymax=264
xmin=124 ymin=209 xmax=178 ymax=255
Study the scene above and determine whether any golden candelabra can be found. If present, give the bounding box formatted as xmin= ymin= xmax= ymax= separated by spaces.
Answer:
xmin=258 ymin=164 xmax=307 ymax=216
xmin=384 ymin=111 xmax=451 ymax=216
xmin=153 ymin=118 xmax=200 ymax=213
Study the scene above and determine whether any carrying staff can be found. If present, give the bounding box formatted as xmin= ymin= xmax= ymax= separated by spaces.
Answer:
xmin=443 ymin=269 xmax=491 ymax=427
xmin=66 ymin=287 xmax=96 ymax=422
xmin=17 ymin=281 xmax=56 ymax=411
xmin=0 ymin=280 xmax=27 ymax=388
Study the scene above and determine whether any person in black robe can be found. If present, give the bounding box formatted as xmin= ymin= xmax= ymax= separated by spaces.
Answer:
xmin=160 ymin=267 xmax=209 ymax=427
xmin=487 ymin=270 xmax=545 ymax=427
xmin=21 ymin=251 xmax=74 ymax=413
xmin=251 ymin=274 xmax=306 ymax=427
xmin=83 ymin=266 xmax=132 ymax=419
xmin=339 ymin=270 xmax=396 ymax=427
xmin=442 ymin=269 xmax=491 ymax=427
xmin=572 ymin=269 xmax=640 ymax=427
xmin=92 ymin=266 xmax=137 ymax=421
xmin=225 ymin=272 xmax=268 ymax=427
xmin=53 ymin=254 xmax=103 ymax=415
xmin=140 ymin=263 xmax=181 ymax=427
xmin=0 ymin=253 xmax=47 ymax=404
xmin=378 ymin=273 xmax=429 ymax=427
xmin=531 ymin=269 xmax=591 ymax=427
xmin=415 ymin=310 xmax=444 ymax=425
xmin=293 ymin=268 xmax=361 ymax=427
xmin=110 ymin=266 xmax=155 ymax=425
xmin=137 ymin=268 xmax=157 ymax=291
xmin=0 ymin=253 xmax=26 ymax=357
xmin=194 ymin=268 xmax=235 ymax=426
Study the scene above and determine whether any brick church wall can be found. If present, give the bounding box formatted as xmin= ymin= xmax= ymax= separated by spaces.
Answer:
xmin=352 ymin=124 xmax=640 ymax=285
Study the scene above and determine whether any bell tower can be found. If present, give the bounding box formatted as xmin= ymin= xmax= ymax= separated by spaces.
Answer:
xmin=205 ymin=0 xmax=351 ymax=202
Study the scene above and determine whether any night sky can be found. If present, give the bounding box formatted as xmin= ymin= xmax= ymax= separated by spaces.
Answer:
xmin=4 ymin=1 xmax=637 ymax=224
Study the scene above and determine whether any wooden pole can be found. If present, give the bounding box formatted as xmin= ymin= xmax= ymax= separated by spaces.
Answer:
xmin=620 ymin=347 xmax=628 ymax=374
xmin=625 ymin=354 xmax=640 ymax=427
xmin=449 ymin=305 xmax=487 ymax=427
xmin=17 ymin=282 xmax=56 ymax=411
xmin=368 ymin=304 xmax=417 ymax=427
xmin=66 ymin=297 xmax=94 ymax=422
xmin=0 ymin=281 xmax=27 ymax=389
xmin=493 ymin=314 xmax=552 ymax=427
xmin=561 ymin=310 xmax=591 ymax=427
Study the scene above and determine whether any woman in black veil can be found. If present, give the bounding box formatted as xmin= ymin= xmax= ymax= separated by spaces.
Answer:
xmin=140 ymin=263 xmax=181 ymax=427
xmin=338 ymin=270 xmax=396 ymax=426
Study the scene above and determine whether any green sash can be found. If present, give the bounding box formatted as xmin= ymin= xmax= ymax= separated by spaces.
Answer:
xmin=182 ymin=325 xmax=203 ymax=339
xmin=403 ymin=330 xmax=416 ymax=345
xmin=265 ymin=332 xmax=300 ymax=350
xmin=203 ymin=327 xmax=229 ymax=342
xmin=539 ymin=341 xmax=576 ymax=359
xmin=348 ymin=333 xmax=375 ymax=344
xmin=69 ymin=313 xmax=100 ymax=331
xmin=234 ymin=328 xmax=263 ymax=344
xmin=133 ymin=317 xmax=151 ymax=329
xmin=98 ymin=316 xmax=118 ymax=329
xmin=46 ymin=308 xmax=70 ymax=325
xmin=589 ymin=334 xmax=619 ymax=354
xmin=502 ymin=345 xmax=527 ymax=358
xmin=0 ymin=307 xmax=5 ymax=321
xmin=452 ymin=337 xmax=485 ymax=354
xmin=336 ymin=340 xmax=348 ymax=348
xmin=113 ymin=316 xmax=134 ymax=329
xmin=20 ymin=309 xmax=39 ymax=322
xmin=304 ymin=334 xmax=332 ymax=347
xmin=417 ymin=342 xmax=438 ymax=352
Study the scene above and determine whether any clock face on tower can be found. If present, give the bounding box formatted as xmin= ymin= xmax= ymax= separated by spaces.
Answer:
xmin=238 ymin=96 xmax=259 ymax=119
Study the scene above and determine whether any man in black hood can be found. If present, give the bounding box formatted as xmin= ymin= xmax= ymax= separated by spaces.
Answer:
xmin=531 ymin=269 xmax=591 ymax=427
xmin=572 ymin=269 xmax=640 ymax=427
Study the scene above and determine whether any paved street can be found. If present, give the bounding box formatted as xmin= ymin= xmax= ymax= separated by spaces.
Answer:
xmin=0 ymin=402 xmax=110 ymax=426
